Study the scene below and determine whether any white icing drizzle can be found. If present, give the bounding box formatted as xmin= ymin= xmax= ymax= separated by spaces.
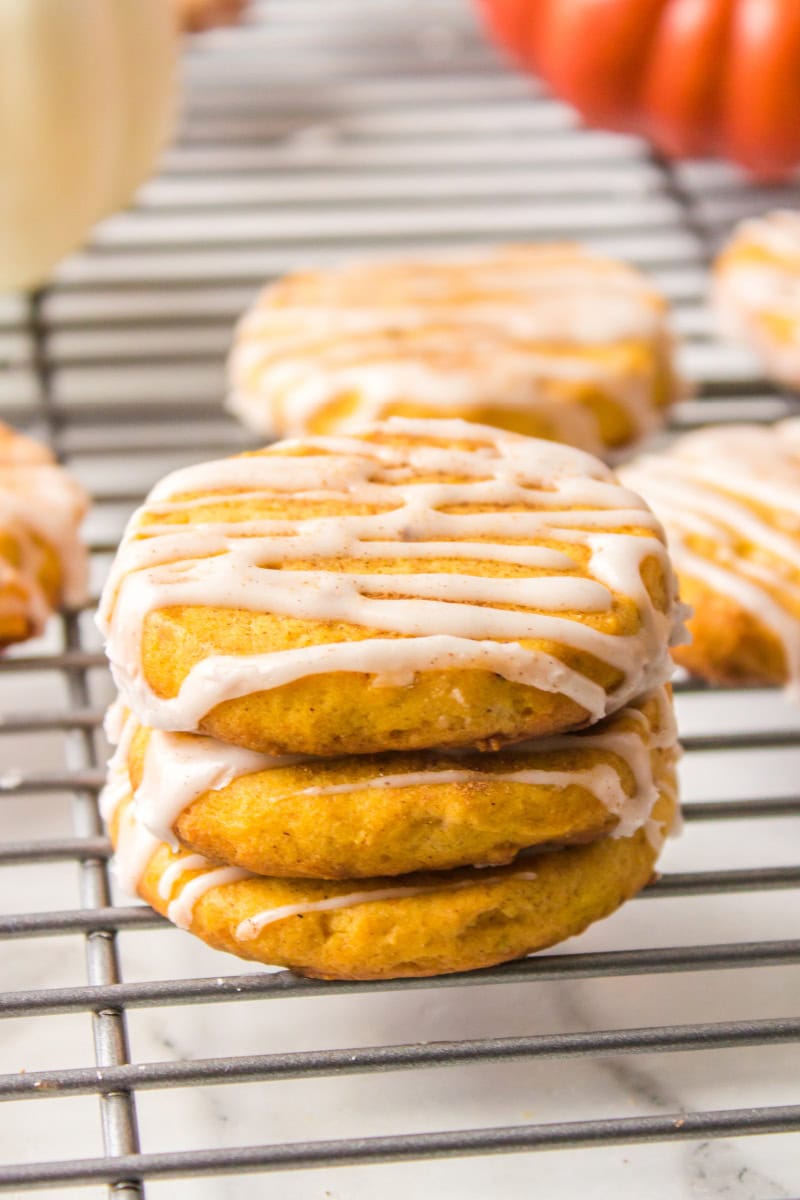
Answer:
xmin=235 ymin=870 xmax=541 ymax=942
xmin=620 ymin=421 xmax=800 ymax=690
xmin=102 ymin=751 xmax=251 ymax=922
xmin=158 ymin=853 xmax=209 ymax=901
xmin=100 ymin=705 xmax=162 ymax=893
xmin=113 ymin=801 xmax=161 ymax=896
xmin=98 ymin=418 xmax=682 ymax=736
xmin=294 ymin=765 xmax=616 ymax=797
xmin=714 ymin=212 xmax=800 ymax=384
xmin=729 ymin=210 xmax=800 ymax=262
xmin=227 ymin=244 xmax=679 ymax=447
xmin=165 ymin=862 xmax=250 ymax=931
xmin=103 ymin=698 xmax=127 ymax=746
xmin=99 ymin=701 xmax=139 ymax=823
xmin=0 ymin=426 xmax=88 ymax=632
xmin=649 ymin=776 xmax=682 ymax=848
xmin=137 ymin=729 xmax=296 ymax=847
xmin=293 ymin=754 xmax=661 ymax=841
xmin=505 ymin=692 xmax=677 ymax=840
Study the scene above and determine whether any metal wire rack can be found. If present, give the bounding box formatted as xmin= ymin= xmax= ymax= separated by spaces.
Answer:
xmin=1 ymin=1 xmax=799 ymax=1196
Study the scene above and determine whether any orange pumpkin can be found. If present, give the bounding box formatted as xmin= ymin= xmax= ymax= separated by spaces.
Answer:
xmin=175 ymin=0 xmax=249 ymax=32
xmin=478 ymin=0 xmax=800 ymax=180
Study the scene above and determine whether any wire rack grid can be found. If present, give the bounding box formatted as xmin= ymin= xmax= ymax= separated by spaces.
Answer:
xmin=1 ymin=2 xmax=800 ymax=1197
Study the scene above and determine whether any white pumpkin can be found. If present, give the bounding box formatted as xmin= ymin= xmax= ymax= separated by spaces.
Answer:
xmin=0 ymin=0 xmax=178 ymax=291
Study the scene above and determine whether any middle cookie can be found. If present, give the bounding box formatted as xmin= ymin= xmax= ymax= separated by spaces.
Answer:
xmin=117 ymin=686 xmax=678 ymax=879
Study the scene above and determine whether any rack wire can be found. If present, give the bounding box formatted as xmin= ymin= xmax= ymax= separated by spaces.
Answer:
xmin=1 ymin=1 xmax=799 ymax=1196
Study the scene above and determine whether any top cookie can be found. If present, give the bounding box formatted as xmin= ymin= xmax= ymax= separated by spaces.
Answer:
xmin=714 ymin=211 xmax=800 ymax=388
xmin=98 ymin=417 xmax=682 ymax=756
xmin=620 ymin=420 xmax=800 ymax=692
xmin=228 ymin=244 xmax=681 ymax=457
xmin=0 ymin=423 xmax=88 ymax=646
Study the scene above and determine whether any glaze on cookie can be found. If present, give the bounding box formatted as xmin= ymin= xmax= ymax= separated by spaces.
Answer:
xmin=111 ymin=686 xmax=679 ymax=878
xmin=715 ymin=211 xmax=800 ymax=388
xmin=98 ymin=418 xmax=684 ymax=755
xmin=229 ymin=244 xmax=682 ymax=455
xmin=104 ymin=776 xmax=677 ymax=981
xmin=0 ymin=424 xmax=88 ymax=646
xmin=620 ymin=420 xmax=800 ymax=692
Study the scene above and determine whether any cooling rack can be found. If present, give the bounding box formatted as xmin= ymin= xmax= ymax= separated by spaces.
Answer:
xmin=1 ymin=1 xmax=799 ymax=1196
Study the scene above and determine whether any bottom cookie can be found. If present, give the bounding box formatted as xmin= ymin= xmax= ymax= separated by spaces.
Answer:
xmin=108 ymin=787 xmax=676 ymax=981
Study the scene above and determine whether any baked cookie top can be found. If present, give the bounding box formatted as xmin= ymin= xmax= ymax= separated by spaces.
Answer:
xmin=98 ymin=418 xmax=683 ymax=754
xmin=108 ymin=685 xmax=679 ymax=879
xmin=228 ymin=243 xmax=681 ymax=450
xmin=0 ymin=423 xmax=88 ymax=639
xmin=620 ymin=420 xmax=800 ymax=691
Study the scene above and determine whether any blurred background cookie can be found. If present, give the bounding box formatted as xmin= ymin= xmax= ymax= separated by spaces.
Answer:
xmin=620 ymin=421 xmax=800 ymax=692
xmin=0 ymin=424 xmax=88 ymax=648
xmin=714 ymin=211 xmax=800 ymax=388
xmin=228 ymin=244 xmax=683 ymax=456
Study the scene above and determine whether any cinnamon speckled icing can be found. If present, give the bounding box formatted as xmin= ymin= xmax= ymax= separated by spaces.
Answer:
xmin=97 ymin=418 xmax=686 ymax=735
xmin=228 ymin=243 xmax=681 ymax=449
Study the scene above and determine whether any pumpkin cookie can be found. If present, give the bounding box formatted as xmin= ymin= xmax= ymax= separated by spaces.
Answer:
xmin=0 ymin=424 xmax=88 ymax=647
xmin=98 ymin=418 xmax=683 ymax=755
xmin=105 ymin=780 xmax=677 ymax=981
xmin=620 ymin=421 xmax=800 ymax=691
xmin=228 ymin=244 xmax=682 ymax=456
xmin=116 ymin=685 xmax=678 ymax=879
xmin=714 ymin=211 xmax=800 ymax=388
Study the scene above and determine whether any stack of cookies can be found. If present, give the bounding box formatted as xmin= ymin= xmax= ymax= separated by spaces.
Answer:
xmin=99 ymin=417 xmax=683 ymax=980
